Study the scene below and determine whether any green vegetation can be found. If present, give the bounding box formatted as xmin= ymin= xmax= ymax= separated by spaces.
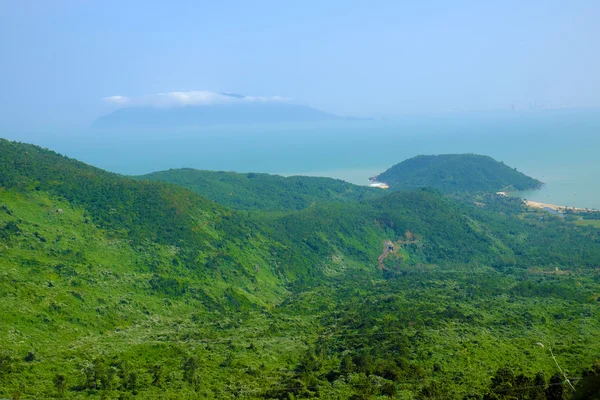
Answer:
xmin=137 ymin=168 xmax=382 ymax=211
xmin=565 ymin=209 xmax=600 ymax=229
xmin=1 ymin=139 xmax=599 ymax=399
xmin=375 ymin=154 xmax=542 ymax=194
xmin=575 ymin=220 xmax=600 ymax=228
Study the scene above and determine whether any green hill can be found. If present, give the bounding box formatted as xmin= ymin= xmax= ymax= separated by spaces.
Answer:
xmin=136 ymin=168 xmax=382 ymax=211
xmin=0 ymin=139 xmax=295 ymax=305
xmin=375 ymin=154 xmax=542 ymax=193
xmin=1 ymin=139 xmax=600 ymax=399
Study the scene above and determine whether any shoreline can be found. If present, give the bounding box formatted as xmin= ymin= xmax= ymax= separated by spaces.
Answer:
xmin=497 ymin=191 xmax=598 ymax=213
xmin=523 ymin=200 xmax=590 ymax=212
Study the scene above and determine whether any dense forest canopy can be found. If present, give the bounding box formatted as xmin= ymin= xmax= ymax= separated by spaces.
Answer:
xmin=375 ymin=154 xmax=543 ymax=194
xmin=136 ymin=168 xmax=382 ymax=211
xmin=1 ymin=139 xmax=599 ymax=399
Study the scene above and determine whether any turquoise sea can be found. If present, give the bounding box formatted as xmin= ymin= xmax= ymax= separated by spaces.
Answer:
xmin=7 ymin=109 xmax=600 ymax=209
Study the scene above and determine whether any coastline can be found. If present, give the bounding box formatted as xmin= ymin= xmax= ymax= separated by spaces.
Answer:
xmin=497 ymin=191 xmax=598 ymax=213
xmin=523 ymin=200 xmax=590 ymax=212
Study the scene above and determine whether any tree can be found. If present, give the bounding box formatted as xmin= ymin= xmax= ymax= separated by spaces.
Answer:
xmin=53 ymin=374 xmax=67 ymax=398
xmin=525 ymin=372 xmax=547 ymax=400
xmin=183 ymin=355 xmax=201 ymax=389
xmin=150 ymin=364 xmax=164 ymax=387
xmin=381 ymin=380 xmax=397 ymax=399
xmin=545 ymin=374 xmax=566 ymax=400
xmin=572 ymin=362 xmax=600 ymax=400
xmin=417 ymin=379 xmax=454 ymax=399
xmin=483 ymin=367 xmax=516 ymax=400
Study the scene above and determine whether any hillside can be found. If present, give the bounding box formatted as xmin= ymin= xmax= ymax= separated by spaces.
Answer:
xmin=137 ymin=168 xmax=382 ymax=211
xmin=375 ymin=154 xmax=542 ymax=193
xmin=1 ymin=139 xmax=600 ymax=398
xmin=92 ymin=102 xmax=343 ymax=129
xmin=0 ymin=139 xmax=307 ymax=301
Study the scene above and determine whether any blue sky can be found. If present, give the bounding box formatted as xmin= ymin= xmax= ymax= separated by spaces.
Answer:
xmin=1 ymin=0 xmax=599 ymax=130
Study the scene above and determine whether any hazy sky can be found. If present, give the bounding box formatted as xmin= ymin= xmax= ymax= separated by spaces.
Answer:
xmin=1 ymin=0 xmax=599 ymax=130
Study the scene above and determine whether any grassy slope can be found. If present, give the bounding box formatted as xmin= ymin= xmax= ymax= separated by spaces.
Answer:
xmin=376 ymin=154 xmax=542 ymax=193
xmin=1 ymin=140 xmax=600 ymax=398
xmin=0 ymin=185 xmax=302 ymax=398
xmin=136 ymin=168 xmax=383 ymax=211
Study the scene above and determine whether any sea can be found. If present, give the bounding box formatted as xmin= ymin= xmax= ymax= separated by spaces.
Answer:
xmin=7 ymin=109 xmax=600 ymax=210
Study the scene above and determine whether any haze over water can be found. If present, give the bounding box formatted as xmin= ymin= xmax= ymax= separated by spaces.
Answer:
xmin=3 ymin=2 xmax=599 ymax=211
xmin=11 ymin=109 xmax=600 ymax=210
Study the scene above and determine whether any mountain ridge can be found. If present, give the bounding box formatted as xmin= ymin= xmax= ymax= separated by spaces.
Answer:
xmin=136 ymin=168 xmax=383 ymax=211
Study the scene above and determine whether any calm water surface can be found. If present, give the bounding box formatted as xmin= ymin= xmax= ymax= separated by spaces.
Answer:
xmin=7 ymin=109 xmax=600 ymax=209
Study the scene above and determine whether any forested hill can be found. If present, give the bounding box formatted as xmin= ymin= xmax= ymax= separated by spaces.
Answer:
xmin=136 ymin=168 xmax=382 ymax=211
xmin=375 ymin=154 xmax=542 ymax=193
xmin=2 ymin=139 xmax=600 ymax=398
xmin=0 ymin=139 xmax=227 ymax=249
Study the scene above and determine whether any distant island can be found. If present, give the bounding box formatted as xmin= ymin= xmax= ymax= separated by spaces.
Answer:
xmin=92 ymin=94 xmax=346 ymax=129
xmin=373 ymin=154 xmax=542 ymax=194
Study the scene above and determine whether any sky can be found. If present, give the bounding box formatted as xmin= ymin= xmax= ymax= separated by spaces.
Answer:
xmin=1 ymin=0 xmax=599 ymax=131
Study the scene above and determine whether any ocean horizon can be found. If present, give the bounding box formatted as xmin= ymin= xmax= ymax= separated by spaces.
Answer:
xmin=5 ymin=109 xmax=600 ymax=209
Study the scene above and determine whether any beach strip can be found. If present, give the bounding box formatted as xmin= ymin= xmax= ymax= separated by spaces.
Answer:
xmin=496 ymin=192 xmax=596 ymax=212
xmin=524 ymin=200 xmax=591 ymax=212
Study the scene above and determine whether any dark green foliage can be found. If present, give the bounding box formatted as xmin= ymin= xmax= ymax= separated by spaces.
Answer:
xmin=418 ymin=380 xmax=456 ymax=399
xmin=546 ymin=374 xmax=568 ymax=400
xmin=481 ymin=369 xmax=566 ymax=400
xmin=53 ymin=373 xmax=67 ymax=397
xmin=137 ymin=168 xmax=382 ymax=211
xmin=0 ymin=139 xmax=227 ymax=249
xmin=0 ymin=220 xmax=21 ymax=240
xmin=149 ymin=274 xmax=188 ymax=297
xmin=1 ymin=139 xmax=600 ymax=398
xmin=572 ymin=362 xmax=600 ymax=400
xmin=0 ymin=351 xmax=16 ymax=379
xmin=375 ymin=154 xmax=542 ymax=193
xmin=182 ymin=355 xmax=200 ymax=385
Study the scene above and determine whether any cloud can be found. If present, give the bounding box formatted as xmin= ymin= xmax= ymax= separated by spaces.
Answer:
xmin=103 ymin=91 xmax=288 ymax=107
xmin=104 ymin=95 xmax=130 ymax=105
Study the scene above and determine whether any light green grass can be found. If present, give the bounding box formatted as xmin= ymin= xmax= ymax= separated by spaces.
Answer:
xmin=574 ymin=219 xmax=600 ymax=228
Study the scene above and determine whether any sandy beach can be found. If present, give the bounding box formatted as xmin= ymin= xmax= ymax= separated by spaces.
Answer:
xmin=523 ymin=200 xmax=591 ymax=212
xmin=496 ymin=191 xmax=596 ymax=213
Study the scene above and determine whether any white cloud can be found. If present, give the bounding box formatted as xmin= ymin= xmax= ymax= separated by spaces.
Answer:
xmin=102 ymin=91 xmax=288 ymax=107
xmin=104 ymin=95 xmax=130 ymax=105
